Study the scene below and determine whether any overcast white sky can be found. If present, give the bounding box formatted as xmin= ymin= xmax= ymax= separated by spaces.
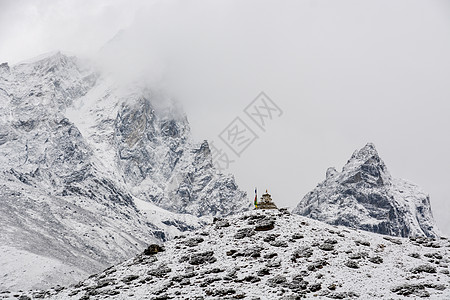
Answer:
xmin=1 ymin=0 xmax=449 ymax=235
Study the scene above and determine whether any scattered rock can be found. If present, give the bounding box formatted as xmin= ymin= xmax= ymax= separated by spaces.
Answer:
xmin=279 ymin=208 xmax=290 ymax=215
xmin=410 ymin=265 xmax=437 ymax=274
xmin=324 ymin=238 xmax=338 ymax=244
xmin=122 ymin=275 xmax=139 ymax=283
xmin=232 ymin=247 xmax=263 ymax=258
xmin=204 ymin=267 xmax=224 ymax=274
xmin=215 ymin=219 xmax=230 ymax=228
xmin=291 ymin=233 xmax=304 ymax=239
xmin=245 ymin=214 xmax=266 ymax=222
xmin=355 ymin=240 xmax=370 ymax=247
xmin=368 ymin=256 xmax=383 ymax=264
xmin=424 ymin=283 xmax=446 ymax=291
xmin=205 ymin=288 xmax=236 ymax=297
xmin=263 ymin=234 xmax=279 ymax=242
xmin=318 ymin=243 xmax=335 ymax=251
xmin=391 ymin=284 xmax=429 ymax=297
xmin=255 ymin=219 xmax=275 ymax=231
xmin=183 ymin=237 xmax=204 ymax=247
xmin=348 ymin=252 xmax=368 ymax=260
xmin=267 ymin=275 xmax=287 ymax=287
xmin=267 ymin=259 xmax=282 ymax=268
xmin=292 ymin=246 xmax=313 ymax=261
xmin=264 ymin=252 xmax=278 ymax=259
xmin=67 ymin=290 xmax=80 ymax=297
xmin=424 ymin=252 xmax=443 ymax=260
xmin=269 ymin=240 xmax=288 ymax=247
xmin=179 ymin=255 xmax=189 ymax=263
xmin=344 ymin=260 xmax=359 ymax=269
xmin=96 ymin=279 xmax=115 ymax=288
xmin=152 ymin=294 xmax=170 ymax=300
xmin=308 ymin=260 xmax=329 ymax=271
xmin=287 ymin=275 xmax=308 ymax=291
xmin=226 ymin=249 xmax=237 ymax=256
xmin=309 ymin=283 xmax=321 ymax=292
xmin=32 ymin=290 xmax=47 ymax=298
xmin=183 ymin=271 xmax=197 ymax=278
xmin=144 ymin=244 xmax=165 ymax=255
xmin=327 ymin=291 xmax=359 ymax=299
xmin=257 ymin=268 xmax=270 ymax=276
xmin=234 ymin=228 xmax=255 ymax=239
xmin=148 ymin=265 xmax=172 ymax=277
xmin=411 ymin=237 xmax=440 ymax=248
xmin=189 ymin=251 xmax=217 ymax=265
xmin=243 ymin=275 xmax=261 ymax=283
xmin=200 ymin=277 xmax=222 ymax=287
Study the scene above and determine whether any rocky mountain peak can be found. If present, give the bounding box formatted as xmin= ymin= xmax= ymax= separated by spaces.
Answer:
xmin=0 ymin=62 xmax=10 ymax=74
xmin=349 ymin=142 xmax=379 ymax=161
xmin=293 ymin=143 xmax=439 ymax=238
xmin=325 ymin=167 xmax=338 ymax=180
xmin=340 ymin=143 xmax=391 ymax=188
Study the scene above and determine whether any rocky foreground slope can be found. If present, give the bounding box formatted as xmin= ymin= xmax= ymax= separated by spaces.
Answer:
xmin=8 ymin=209 xmax=449 ymax=300
xmin=293 ymin=143 xmax=439 ymax=238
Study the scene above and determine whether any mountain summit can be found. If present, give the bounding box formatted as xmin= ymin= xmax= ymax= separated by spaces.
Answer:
xmin=293 ymin=143 xmax=439 ymax=238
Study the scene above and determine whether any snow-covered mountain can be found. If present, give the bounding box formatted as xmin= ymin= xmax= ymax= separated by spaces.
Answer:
xmin=16 ymin=209 xmax=449 ymax=300
xmin=0 ymin=52 xmax=248 ymax=291
xmin=293 ymin=143 xmax=439 ymax=238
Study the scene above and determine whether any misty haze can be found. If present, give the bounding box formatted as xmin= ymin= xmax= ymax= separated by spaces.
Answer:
xmin=0 ymin=0 xmax=449 ymax=299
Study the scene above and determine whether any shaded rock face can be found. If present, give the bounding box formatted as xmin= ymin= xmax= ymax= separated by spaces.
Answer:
xmin=0 ymin=52 xmax=248 ymax=217
xmin=112 ymin=96 xmax=247 ymax=217
xmin=293 ymin=143 xmax=439 ymax=238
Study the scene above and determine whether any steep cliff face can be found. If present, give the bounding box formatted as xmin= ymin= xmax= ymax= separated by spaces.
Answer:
xmin=64 ymin=67 xmax=248 ymax=217
xmin=0 ymin=52 xmax=248 ymax=291
xmin=293 ymin=143 xmax=439 ymax=238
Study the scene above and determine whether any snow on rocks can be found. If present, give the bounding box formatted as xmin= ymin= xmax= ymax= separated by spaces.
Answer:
xmin=293 ymin=143 xmax=440 ymax=238
xmin=9 ymin=209 xmax=448 ymax=300
xmin=0 ymin=52 xmax=248 ymax=291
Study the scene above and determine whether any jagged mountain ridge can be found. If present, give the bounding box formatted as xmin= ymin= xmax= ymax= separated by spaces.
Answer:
xmin=293 ymin=143 xmax=439 ymax=238
xmin=0 ymin=52 xmax=248 ymax=291
xmin=62 ymin=55 xmax=247 ymax=217
xmin=21 ymin=209 xmax=450 ymax=300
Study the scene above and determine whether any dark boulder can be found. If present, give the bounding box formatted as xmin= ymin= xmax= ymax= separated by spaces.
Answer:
xmin=144 ymin=244 xmax=165 ymax=255
xmin=410 ymin=265 xmax=437 ymax=274
xmin=234 ymin=228 xmax=255 ymax=239
xmin=254 ymin=220 xmax=275 ymax=231
xmin=189 ymin=251 xmax=217 ymax=265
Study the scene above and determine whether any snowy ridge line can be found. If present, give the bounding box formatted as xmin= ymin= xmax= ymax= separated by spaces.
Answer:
xmin=13 ymin=209 xmax=449 ymax=300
